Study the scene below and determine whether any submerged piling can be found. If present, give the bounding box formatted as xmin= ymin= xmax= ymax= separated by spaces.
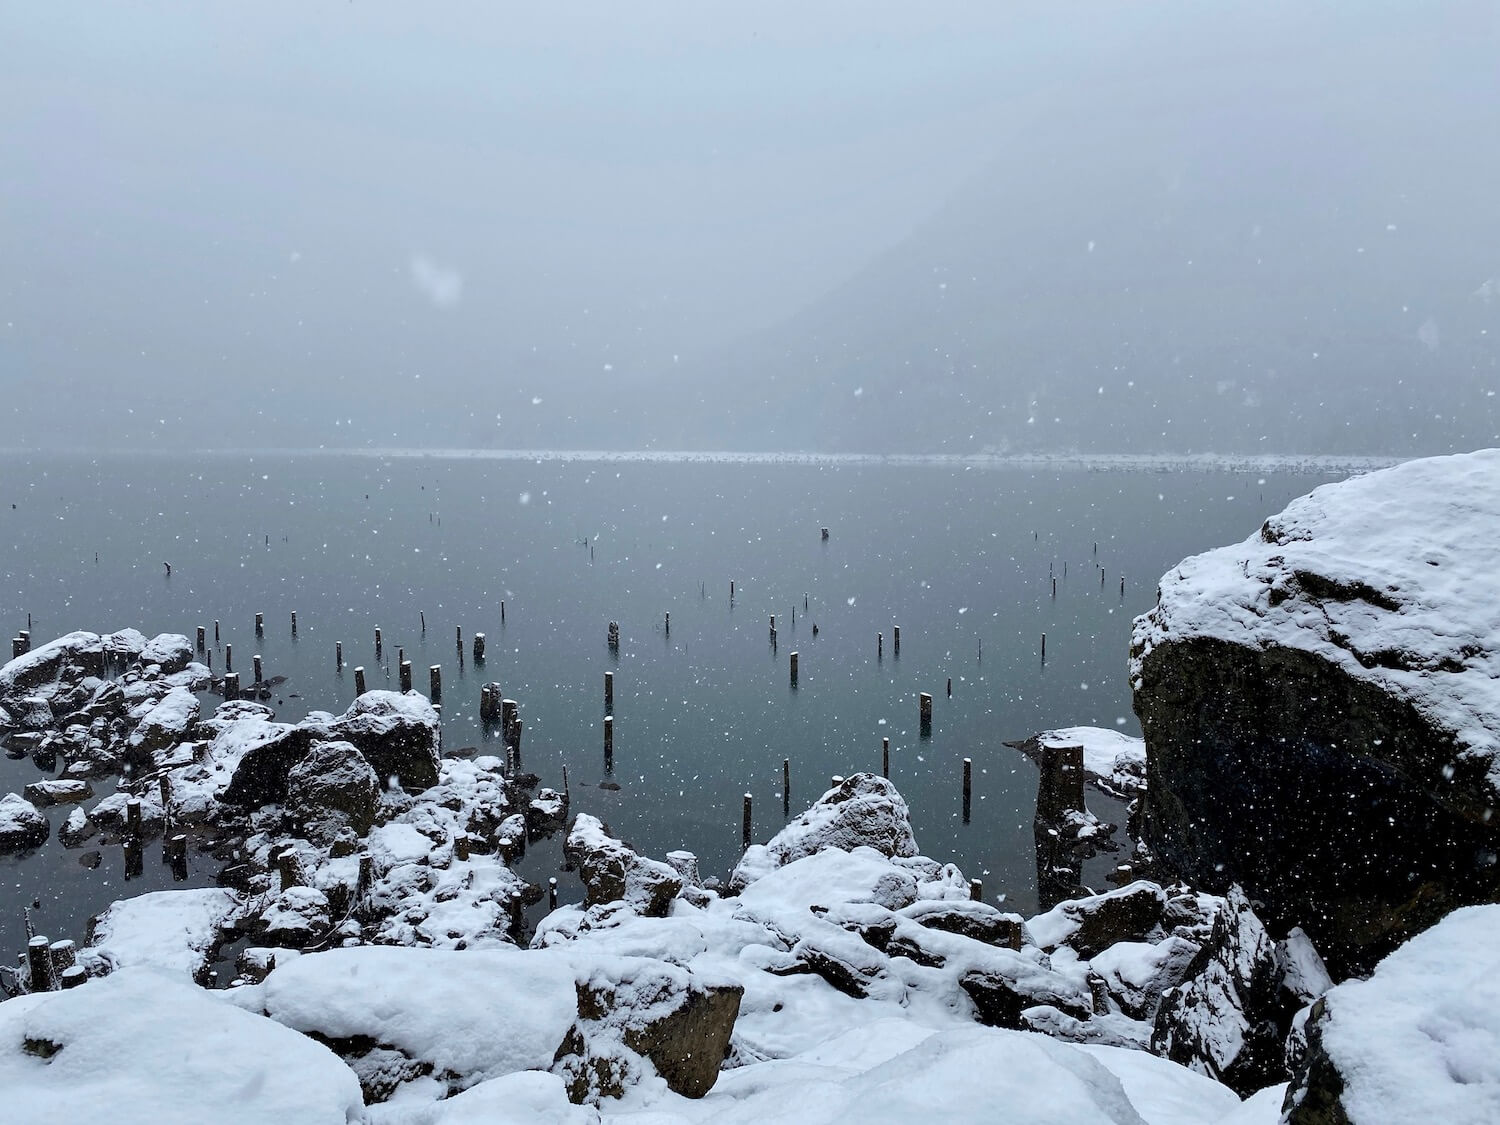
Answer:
xmin=893 ymin=625 xmax=900 ymax=655
xmin=473 ymin=632 xmax=485 ymax=662
xmin=783 ymin=758 xmax=791 ymax=814
xmin=400 ymin=661 xmax=413 ymax=692
xmin=963 ymin=758 xmax=972 ymax=823
xmin=354 ymin=667 xmax=366 ymax=695
xmin=790 ymin=651 xmax=799 ymax=688
xmin=603 ymin=715 xmax=614 ymax=770
xmin=604 ymin=671 xmax=614 ymax=712
xmin=429 ymin=665 xmax=442 ymax=702
xmin=742 ymin=793 xmax=753 ymax=850
xmin=882 ymin=737 xmax=890 ymax=778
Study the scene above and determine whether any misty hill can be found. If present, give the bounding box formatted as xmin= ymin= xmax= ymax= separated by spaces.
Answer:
xmin=635 ymin=78 xmax=1500 ymax=457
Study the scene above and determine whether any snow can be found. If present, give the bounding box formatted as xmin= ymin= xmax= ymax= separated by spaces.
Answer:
xmin=261 ymin=946 xmax=581 ymax=1086
xmin=1215 ymin=1084 xmax=1286 ymax=1124
xmin=1303 ymin=903 xmax=1500 ymax=1124
xmin=393 ymin=1071 xmax=600 ymax=1124
xmin=1081 ymin=1043 xmax=1241 ymax=1125
xmin=1131 ymin=449 xmax=1500 ymax=799
xmin=1277 ymin=926 xmax=1333 ymax=1005
xmin=81 ymin=888 xmax=241 ymax=979
xmin=0 ymin=967 xmax=364 ymax=1125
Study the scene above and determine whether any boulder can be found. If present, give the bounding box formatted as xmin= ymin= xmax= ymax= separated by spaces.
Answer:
xmin=1285 ymin=903 xmax=1500 ymax=1124
xmin=286 ymin=740 xmax=379 ymax=836
xmin=898 ymin=899 xmax=1025 ymax=949
xmin=139 ymin=633 xmax=194 ymax=674
xmin=328 ymin=690 xmax=441 ymax=792
xmin=123 ymin=686 xmax=199 ymax=767
xmin=1150 ymin=886 xmax=1286 ymax=1096
xmin=0 ymin=631 xmax=104 ymax=706
xmin=565 ymin=815 xmax=682 ymax=917
xmin=22 ymin=778 xmax=93 ymax=807
xmin=1132 ymin=451 xmax=1500 ymax=976
xmin=87 ymin=792 xmax=165 ymax=837
xmin=220 ymin=724 xmax=319 ymax=807
xmin=0 ymin=793 xmax=49 ymax=852
xmin=58 ymin=806 xmax=96 ymax=847
xmin=1029 ymin=882 xmax=1169 ymax=958
xmin=729 ymin=772 xmax=918 ymax=891
xmin=9 ymin=695 xmax=55 ymax=732
xmin=552 ymin=960 xmax=742 ymax=1103
xmin=258 ymin=886 xmax=331 ymax=948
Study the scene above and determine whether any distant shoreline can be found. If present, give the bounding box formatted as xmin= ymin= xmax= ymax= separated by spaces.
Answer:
xmin=0 ymin=447 xmax=1409 ymax=474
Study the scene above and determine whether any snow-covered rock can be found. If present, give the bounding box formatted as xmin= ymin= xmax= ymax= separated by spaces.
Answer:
xmin=257 ymin=885 xmax=331 ymax=948
xmin=80 ymin=887 xmax=241 ymax=981
xmin=0 ymin=967 xmax=364 ymax=1125
xmin=124 ymin=685 xmax=199 ymax=766
xmin=21 ymin=778 xmax=93 ymax=807
xmin=0 ymin=630 xmax=103 ymax=706
xmin=1131 ymin=450 xmax=1500 ymax=976
xmin=139 ymin=631 xmax=194 ymax=674
xmin=1284 ymin=902 xmax=1500 ymax=1124
xmin=327 ymin=689 xmax=442 ymax=792
xmin=730 ymin=773 xmax=919 ymax=891
xmin=567 ymin=814 xmax=683 ymax=917
xmin=0 ymin=792 xmax=49 ymax=852
xmin=286 ymin=738 xmax=380 ymax=837
xmin=58 ymin=805 xmax=96 ymax=847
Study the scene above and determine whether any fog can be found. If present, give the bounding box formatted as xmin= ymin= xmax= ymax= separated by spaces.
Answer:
xmin=2 ymin=2 xmax=1497 ymax=453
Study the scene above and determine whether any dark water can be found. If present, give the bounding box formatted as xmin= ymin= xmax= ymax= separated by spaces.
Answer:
xmin=0 ymin=453 xmax=1346 ymax=965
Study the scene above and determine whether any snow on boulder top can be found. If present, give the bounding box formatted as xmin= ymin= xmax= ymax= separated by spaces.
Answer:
xmin=1288 ymin=903 xmax=1500 ymax=1124
xmin=0 ymin=630 xmax=103 ymax=699
xmin=1131 ymin=449 xmax=1500 ymax=802
xmin=0 ymin=966 xmax=364 ymax=1125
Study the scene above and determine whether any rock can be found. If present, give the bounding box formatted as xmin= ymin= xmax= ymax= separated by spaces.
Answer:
xmin=729 ymin=773 xmax=919 ymax=891
xmin=220 ymin=724 xmax=319 ymax=807
xmin=898 ymin=899 xmax=1025 ymax=949
xmin=552 ymin=961 xmax=742 ymax=1103
xmin=139 ymin=632 xmax=194 ymax=674
xmin=123 ymin=686 xmax=200 ymax=767
xmin=81 ymin=888 xmax=242 ymax=981
xmin=10 ymin=695 xmax=55 ymax=732
xmin=328 ymin=690 xmax=441 ymax=793
xmin=0 ymin=631 xmax=104 ymax=707
xmin=286 ymin=740 xmax=380 ymax=836
xmin=58 ymin=806 xmax=97 ymax=847
xmin=959 ymin=953 xmax=1094 ymax=1029
xmin=565 ymin=815 xmax=682 ymax=918
xmin=528 ymin=788 xmax=568 ymax=835
xmin=258 ymin=886 xmax=331 ymax=948
xmin=1150 ymin=886 xmax=1286 ymax=1096
xmin=0 ymin=792 xmax=49 ymax=852
xmin=1285 ymin=903 xmax=1500 ymax=1124
xmin=23 ymin=778 xmax=94 ymax=807
xmin=1132 ymin=451 xmax=1500 ymax=976
xmin=87 ymin=792 xmax=165 ymax=837
xmin=1031 ymin=882 xmax=1169 ymax=959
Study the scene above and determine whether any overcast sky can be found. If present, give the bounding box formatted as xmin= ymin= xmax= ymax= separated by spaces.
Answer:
xmin=2 ymin=2 xmax=1497 ymax=451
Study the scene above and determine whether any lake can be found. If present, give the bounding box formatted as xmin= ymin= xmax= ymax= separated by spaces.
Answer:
xmin=0 ymin=451 xmax=1356 ymax=966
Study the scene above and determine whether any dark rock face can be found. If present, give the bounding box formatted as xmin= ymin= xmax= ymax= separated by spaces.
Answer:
xmin=552 ymin=964 xmax=742 ymax=1103
xmin=1135 ymin=635 xmax=1500 ymax=977
xmin=1061 ymin=882 xmax=1168 ymax=959
xmin=1131 ymin=454 xmax=1500 ymax=978
xmin=221 ymin=725 xmax=320 ymax=807
xmin=286 ymin=740 xmax=380 ymax=836
xmin=327 ymin=691 xmax=441 ymax=793
xmin=0 ymin=793 xmax=50 ymax=852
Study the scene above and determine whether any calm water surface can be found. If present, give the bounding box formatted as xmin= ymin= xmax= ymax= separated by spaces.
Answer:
xmin=0 ymin=454 xmax=1346 ymax=964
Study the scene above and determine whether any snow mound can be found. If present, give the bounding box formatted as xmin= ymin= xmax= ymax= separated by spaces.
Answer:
xmin=0 ymin=967 xmax=363 ymax=1125
xmin=81 ymin=888 xmax=241 ymax=980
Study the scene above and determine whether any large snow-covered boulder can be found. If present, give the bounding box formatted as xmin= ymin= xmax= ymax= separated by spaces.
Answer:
xmin=286 ymin=738 xmax=380 ymax=836
xmin=730 ymin=773 xmax=919 ymax=891
xmin=1284 ymin=903 xmax=1500 ymax=1124
xmin=81 ymin=887 xmax=241 ymax=981
xmin=0 ymin=967 xmax=364 ymax=1125
xmin=0 ymin=792 xmax=49 ymax=852
xmin=139 ymin=632 xmax=194 ymax=674
xmin=0 ymin=630 xmax=104 ymax=708
xmin=1131 ymin=450 xmax=1500 ymax=975
xmin=327 ymin=689 xmax=442 ymax=792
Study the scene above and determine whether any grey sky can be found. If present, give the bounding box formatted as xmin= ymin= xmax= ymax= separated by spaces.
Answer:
xmin=2 ymin=2 xmax=1497 ymax=451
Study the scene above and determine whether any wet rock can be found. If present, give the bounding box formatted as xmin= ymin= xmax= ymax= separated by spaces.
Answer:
xmin=123 ymin=686 xmax=200 ymax=768
xmin=565 ymin=815 xmax=682 ymax=918
xmin=328 ymin=690 xmax=441 ymax=793
xmin=258 ymin=885 xmax=331 ymax=948
xmin=1150 ymin=886 xmax=1285 ymax=1096
xmin=730 ymin=772 xmax=919 ymax=891
xmin=59 ymin=806 xmax=97 ymax=847
xmin=1132 ymin=451 xmax=1500 ymax=976
xmin=286 ymin=740 xmax=380 ymax=837
xmin=140 ymin=633 xmax=194 ymax=675
xmin=552 ymin=961 xmax=742 ymax=1103
xmin=23 ymin=778 xmax=94 ymax=807
xmin=527 ymin=788 xmax=568 ymax=835
xmin=0 ymin=792 xmax=49 ymax=852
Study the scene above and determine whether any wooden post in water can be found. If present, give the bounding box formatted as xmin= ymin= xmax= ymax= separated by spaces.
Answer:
xmin=783 ymin=758 xmax=791 ymax=813
xmin=396 ymin=646 xmax=404 ymax=669
xmin=742 ymin=793 xmax=753 ymax=850
xmin=357 ymin=854 xmax=373 ymax=902
xmin=1041 ymin=633 xmax=1046 ymax=662
xmin=420 ymin=610 xmax=426 ymax=633
xmin=789 ymin=651 xmax=799 ymax=688
xmin=501 ymin=699 xmax=518 ymax=740
xmin=893 ymin=625 xmax=900 ymax=655
xmin=196 ymin=626 xmax=205 ymax=651
xmin=882 ymin=737 xmax=890 ymax=778
xmin=1052 ymin=576 xmax=1057 ymax=597
xmin=919 ymin=692 xmax=933 ymax=735
xmin=224 ymin=643 xmax=233 ymax=672
xmin=604 ymin=671 xmax=614 ymax=712
xmin=336 ymin=640 xmax=343 ymax=668
xmin=963 ymin=758 xmax=972 ymax=823
xmin=374 ymin=627 xmax=382 ymax=657
xmin=127 ymin=797 xmax=142 ymax=838
xmin=473 ymin=632 xmax=485 ymax=662
xmin=60 ymin=965 xmax=87 ymax=989
xmin=159 ymin=776 xmax=171 ymax=820
xmin=123 ymin=836 xmax=143 ymax=880
xmin=224 ymin=671 xmax=239 ymax=700
xmin=214 ymin=620 xmax=220 ymax=644
xmin=429 ymin=665 xmax=442 ymax=702
xmin=17 ymin=630 xmax=28 ymax=653
xmin=511 ymin=720 xmax=522 ymax=763
xmin=291 ymin=611 xmax=297 ymax=635
xmin=455 ymin=625 xmax=462 ymax=651
xmin=730 ymin=580 xmax=735 ymax=600
xmin=821 ymin=527 xmax=829 ymax=541
xmin=878 ymin=632 xmax=883 ymax=660
xmin=500 ymin=600 xmax=506 ymax=624
xmin=970 ymin=878 xmax=983 ymax=902
xmin=353 ymin=667 xmax=366 ymax=695
xmin=255 ymin=612 xmax=264 ymax=635
xmin=562 ymin=765 xmax=570 ymax=804
xmin=27 ymin=936 xmax=53 ymax=992
xmin=48 ymin=940 xmax=75 ymax=980
xmin=664 ymin=612 xmax=670 ymax=636
xmin=165 ymin=832 xmax=188 ymax=867
xmin=548 ymin=877 xmax=558 ymax=910
xmin=603 ymin=715 xmax=614 ymax=771
xmin=1121 ymin=575 xmax=1125 ymax=597
xmin=831 ymin=775 xmax=844 ymax=789
xmin=11 ymin=638 xmax=22 ymax=660
xmin=400 ymin=661 xmax=413 ymax=692
xmin=252 ymin=654 xmax=263 ymax=684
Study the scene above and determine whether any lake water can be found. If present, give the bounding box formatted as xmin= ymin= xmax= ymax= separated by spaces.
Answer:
xmin=0 ymin=452 xmax=1351 ymax=966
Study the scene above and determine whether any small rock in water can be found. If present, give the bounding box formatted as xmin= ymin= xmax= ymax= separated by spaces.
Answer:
xmin=599 ymin=780 xmax=621 ymax=792
xmin=78 ymin=850 xmax=102 ymax=869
